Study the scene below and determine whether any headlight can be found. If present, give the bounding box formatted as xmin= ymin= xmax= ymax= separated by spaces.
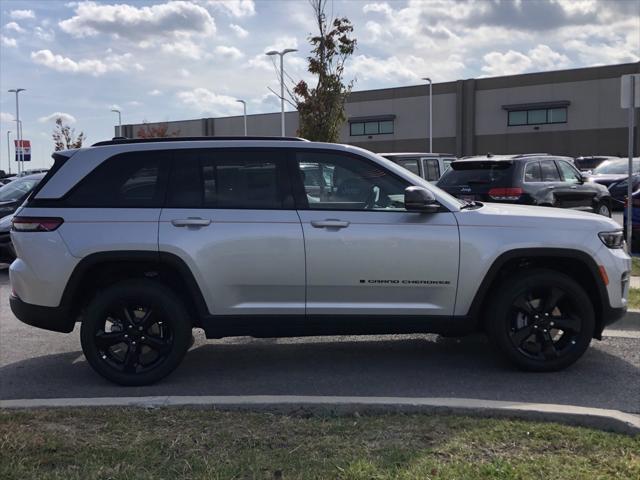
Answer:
xmin=599 ymin=230 xmax=624 ymax=249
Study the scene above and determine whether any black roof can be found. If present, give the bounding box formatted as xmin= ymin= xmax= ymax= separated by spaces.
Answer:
xmin=92 ymin=136 xmax=308 ymax=147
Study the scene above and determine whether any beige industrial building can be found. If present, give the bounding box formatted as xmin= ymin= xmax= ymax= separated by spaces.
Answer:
xmin=120 ymin=62 xmax=640 ymax=157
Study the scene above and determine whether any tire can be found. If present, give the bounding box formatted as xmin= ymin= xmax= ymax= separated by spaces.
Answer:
xmin=595 ymin=201 xmax=612 ymax=217
xmin=80 ymin=279 xmax=192 ymax=386
xmin=485 ymin=269 xmax=595 ymax=372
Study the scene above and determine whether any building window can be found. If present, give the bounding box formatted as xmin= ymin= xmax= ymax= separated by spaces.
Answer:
xmin=508 ymin=107 xmax=568 ymax=126
xmin=350 ymin=120 xmax=394 ymax=136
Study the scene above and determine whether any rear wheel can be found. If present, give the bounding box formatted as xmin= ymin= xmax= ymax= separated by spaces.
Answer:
xmin=80 ymin=279 xmax=192 ymax=386
xmin=486 ymin=269 xmax=595 ymax=371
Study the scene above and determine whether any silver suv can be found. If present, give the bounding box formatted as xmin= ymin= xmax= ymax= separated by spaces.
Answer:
xmin=9 ymin=137 xmax=630 ymax=385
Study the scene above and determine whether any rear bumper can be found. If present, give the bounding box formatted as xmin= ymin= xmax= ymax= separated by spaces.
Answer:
xmin=601 ymin=305 xmax=627 ymax=327
xmin=9 ymin=295 xmax=75 ymax=333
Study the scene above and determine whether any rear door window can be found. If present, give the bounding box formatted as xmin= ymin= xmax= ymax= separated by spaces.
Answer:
xmin=166 ymin=149 xmax=290 ymax=209
xmin=540 ymin=160 xmax=561 ymax=182
xmin=524 ymin=162 xmax=542 ymax=182
xmin=65 ymin=151 xmax=170 ymax=207
xmin=423 ymin=159 xmax=440 ymax=181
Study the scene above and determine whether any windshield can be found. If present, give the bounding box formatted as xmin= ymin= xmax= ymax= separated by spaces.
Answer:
xmin=592 ymin=159 xmax=640 ymax=175
xmin=0 ymin=177 xmax=40 ymax=202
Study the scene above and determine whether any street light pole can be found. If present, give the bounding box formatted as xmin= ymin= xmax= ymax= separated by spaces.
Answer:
xmin=422 ymin=78 xmax=432 ymax=153
xmin=8 ymin=88 xmax=25 ymax=174
xmin=266 ymin=48 xmax=297 ymax=136
xmin=111 ymin=109 xmax=122 ymax=137
xmin=5 ymin=130 xmax=11 ymax=175
xmin=236 ymin=99 xmax=247 ymax=136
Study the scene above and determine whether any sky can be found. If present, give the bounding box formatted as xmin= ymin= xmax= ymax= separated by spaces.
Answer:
xmin=0 ymin=0 xmax=639 ymax=169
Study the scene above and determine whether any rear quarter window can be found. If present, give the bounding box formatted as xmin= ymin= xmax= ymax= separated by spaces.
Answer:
xmin=64 ymin=151 xmax=171 ymax=207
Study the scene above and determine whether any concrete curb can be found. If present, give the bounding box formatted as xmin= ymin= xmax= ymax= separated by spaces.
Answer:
xmin=1 ymin=395 xmax=638 ymax=436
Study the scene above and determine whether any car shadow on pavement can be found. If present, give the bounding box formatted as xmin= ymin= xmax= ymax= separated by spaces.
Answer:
xmin=1 ymin=334 xmax=638 ymax=413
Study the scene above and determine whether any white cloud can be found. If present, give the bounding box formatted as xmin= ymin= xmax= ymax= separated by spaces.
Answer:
xmin=177 ymin=87 xmax=239 ymax=115
xmin=179 ymin=68 xmax=191 ymax=77
xmin=31 ymin=50 xmax=143 ymax=76
xmin=215 ymin=45 xmax=244 ymax=60
xmin=10 ymin=10 xmax=35 ymax=20
xmin=1 ymin=36 xmax=17 ymax=47
xmin=34 ymin=26 xmax=55 ymax=42
xmin=38 ymin=112 xmax=77 ymax=124
xmin=481 ymin=44 xmax=571 ymax=76
xmin=229 ymin=23 xmax=248 ymax=38
xmin=128 ymin=100 xmax=143 ymax=107
xmin=350 ymin=55 xmax=421 ymax=83
xmin=265 ymin=35 xmax=298 ymax=53
xmin=59 ymin=1 xmax=216 ymax=40
xmin=149 ymin=89 xmax=162 ymax=96
xmin=160 ymin=37 xmax=203 ymax=59
xmin=5 ymin=22 xmax=25 ymax=33
xmin=0 ymin=112 xmax=15 ymax=123
xmin=205 ymin=0 xmax=255 ymax=18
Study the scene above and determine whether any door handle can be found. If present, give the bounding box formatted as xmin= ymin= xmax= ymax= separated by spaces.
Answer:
xmin=310 ymin=219 xmax=350 ymax=229
xmin=171 ymin=217 xmax=211 ymax=227
xmin=570 ymin=186 xmax=578 ymax=189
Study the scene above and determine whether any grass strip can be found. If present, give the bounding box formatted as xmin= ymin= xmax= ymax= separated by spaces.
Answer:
xmin=1 ymin=408 xmax=638 ymax=479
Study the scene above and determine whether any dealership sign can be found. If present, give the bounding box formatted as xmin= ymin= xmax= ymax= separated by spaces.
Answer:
xmin=14 ymin=139 xmax=31 ymax=162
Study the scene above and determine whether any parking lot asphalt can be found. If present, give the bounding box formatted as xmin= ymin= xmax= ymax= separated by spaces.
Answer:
xmin=1 ymin=268 xmax=638 ymax=414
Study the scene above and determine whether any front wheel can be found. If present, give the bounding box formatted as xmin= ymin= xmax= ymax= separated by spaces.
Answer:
xmin=486 ymin=269 xmax=595 ymax=372
xmin=595 ymin=201 xmax=612 ymax=217
xmin=80 ymin=279 xmax=192 ymax=386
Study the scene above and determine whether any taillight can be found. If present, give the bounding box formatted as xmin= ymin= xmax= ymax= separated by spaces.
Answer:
xmin=12 ymin=216 xmax=64 ymax=232
xmin=488 ymin=187 xmax=523 ymax=201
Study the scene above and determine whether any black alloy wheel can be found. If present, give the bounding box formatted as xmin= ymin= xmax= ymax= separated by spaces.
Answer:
xmin=94 ymin=302 xmax=173 ymax=375
xmin=81 ymin=279 xmax=192 ymax=385
xmin=508 ymin=286 xmax=582 ymax=362
xmin=487 ymin=269 xmax=595 ymax=371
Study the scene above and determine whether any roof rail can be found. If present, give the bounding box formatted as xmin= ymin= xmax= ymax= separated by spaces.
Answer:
xmin=91 ymin=136 xmax=308 ymax=147
xmin=513 ymin=153 xmax=549 ymax=158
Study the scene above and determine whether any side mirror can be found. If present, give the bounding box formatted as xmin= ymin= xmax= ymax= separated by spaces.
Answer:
xmin=405 ymin=186 xmax=440 ymax=213
xmin=579 ymin=173 xmax=589 ymax=183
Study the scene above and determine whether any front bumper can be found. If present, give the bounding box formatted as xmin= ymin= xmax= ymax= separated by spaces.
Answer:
xmin=9 ymin=294 xmax=75 ymax=333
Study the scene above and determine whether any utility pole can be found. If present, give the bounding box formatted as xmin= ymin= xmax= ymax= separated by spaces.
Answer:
xmin=111 ymin=109 xmax=122 ymax=137
xmin=8 ymin=88 xmax=25 ymax=174
xmin=6 ymin=130 xmax=11 ymax=175
xmin=422 ymin=78 xmax=433 ymax=153
xmin=266 ymin=48 xmax=297 ymax=136
xmin=236 ymin=99 xmax=247 ymax=136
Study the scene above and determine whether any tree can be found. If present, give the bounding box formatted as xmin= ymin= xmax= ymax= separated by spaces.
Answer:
xmin=137 ymin=122 xmax=180 ymax=138
xmin=290 ymin=0 xmax=356 ymax=142
xmin=52 ymin=117 xmax=85 ymax=151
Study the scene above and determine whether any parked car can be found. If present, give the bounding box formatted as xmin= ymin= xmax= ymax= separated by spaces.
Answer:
xmin=574 ymin=156 xmax=619 ymax=172
xmin=17 ymin=168 xmax=49 ymax=177
xmin=607 ymin=174 xmax=640 ymax=209
xmin=379 ymin=153 xmax=456 ymax=182
xmin=0 ymin=175 xmax=16 ymax=186
xmin=622 ymin=190 xmax=640 ymax=253
xmin=0 ymin=173 xmax=46 ymax=262
xmin=436 ymin=154 xmax=613 ymax=216
xmin=10 ymin=137 xmax=628 ymax=385
xmin=587 ymin=158 xmax=640 ymax=188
